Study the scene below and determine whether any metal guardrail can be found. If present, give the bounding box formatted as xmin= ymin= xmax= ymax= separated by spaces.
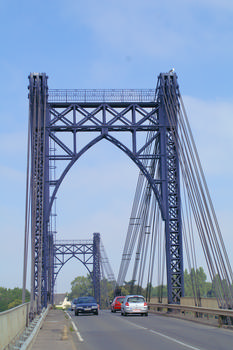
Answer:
xmin=48 ymin=89 xmax=156 ymax=103
xmin=148 ymin=302 xmax=233 ymax=325
xmin=55 ymin=239 xmax=93 ymax=245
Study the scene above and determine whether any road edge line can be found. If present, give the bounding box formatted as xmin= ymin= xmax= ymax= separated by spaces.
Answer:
xmin=65 ymin=311 xmax=84 ymax=342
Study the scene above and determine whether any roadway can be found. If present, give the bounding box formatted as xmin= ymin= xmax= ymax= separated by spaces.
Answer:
xmin=67 ymin=309 xmax=233 ymax=350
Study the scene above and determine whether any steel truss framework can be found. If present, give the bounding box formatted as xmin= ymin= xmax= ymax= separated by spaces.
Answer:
xmin=53 ymin=233 xmax=101 ymax=304
xmin=28 ymin=72 xmax=183 ymax=310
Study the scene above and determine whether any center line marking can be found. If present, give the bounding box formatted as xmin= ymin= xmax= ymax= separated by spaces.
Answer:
xmin=149 ymin=329 xmax=202 ymax=350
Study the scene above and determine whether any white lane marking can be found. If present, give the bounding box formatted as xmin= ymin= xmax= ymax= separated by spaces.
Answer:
xmin=65 ymin=311 xmax=84 ymax=342
xmin=149 ymin=329 xmax=202 ymax=350
xmin=121 ymin=318 xmax=148 ymax=331
xmin=121 ymin=317 xmax=202 ymax=350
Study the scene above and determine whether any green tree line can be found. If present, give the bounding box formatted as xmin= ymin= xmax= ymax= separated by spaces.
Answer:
xmin=1 ymin=267 xmax=228 ymax=312
xmin=68 ymin=267 xmax=229 ymax=305
xmin=0 ymin=287 xmax=30 ymax=312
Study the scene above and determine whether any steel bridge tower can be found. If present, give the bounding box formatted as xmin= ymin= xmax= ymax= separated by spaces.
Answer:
xmin=25 ymin=72 xmax=183 ymax=312
xmin=53 ymin=233 xmax=101 ymax=305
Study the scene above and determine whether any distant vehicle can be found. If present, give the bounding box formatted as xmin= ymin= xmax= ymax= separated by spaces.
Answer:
xmin=111 ymin=296 xmax=125 ymax=312
xmin=74 ymin=296 xmax=99 ymax=316
xmin=71 ymin=298 xmax=78 ymax=311
xmin=121 ymin=295 xmax=148 ymax=316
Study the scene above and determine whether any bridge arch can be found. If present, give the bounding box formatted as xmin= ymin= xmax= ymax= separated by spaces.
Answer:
xmin=48 ymin=133 xmax=163 ymax=222
xmin=54 ymin=253 xmax=92 ymax=284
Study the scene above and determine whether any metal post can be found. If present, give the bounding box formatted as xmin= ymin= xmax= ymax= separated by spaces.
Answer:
xmin=93 ymin=233 xmax=101 ymax=305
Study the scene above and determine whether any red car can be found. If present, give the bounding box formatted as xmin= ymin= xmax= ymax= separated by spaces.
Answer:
xmin=111 ymin=296 xmax=125 ymax=312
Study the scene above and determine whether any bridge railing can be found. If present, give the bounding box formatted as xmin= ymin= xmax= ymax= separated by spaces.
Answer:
xmin=0 ymin=303 xmax=29 ymax=349
xmin=48 ymin=89 xmax=156 ymax=103
xmin=148 ymin=302 xmax=233 ymax=326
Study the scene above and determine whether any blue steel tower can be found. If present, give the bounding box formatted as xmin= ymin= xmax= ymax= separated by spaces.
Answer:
xmin=158 ymin=73 xmax=184 ymax=303
xmin=28 ymin=73 xmax=50 ymax=312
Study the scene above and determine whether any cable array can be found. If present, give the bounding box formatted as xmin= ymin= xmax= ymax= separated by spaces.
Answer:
xmin=117 ymin=74 xmax=233 ymax=308
xmin=99 ymin=240 xmax=116 ymax=305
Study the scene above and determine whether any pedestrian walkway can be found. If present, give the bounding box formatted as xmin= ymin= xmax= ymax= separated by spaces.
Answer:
xmin=31 ymin=309 xmax=77 ymax=350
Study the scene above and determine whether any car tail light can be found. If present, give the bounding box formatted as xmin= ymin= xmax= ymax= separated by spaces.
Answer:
xmin=125 ymin=302 xmax=129 ymax=306
xmin=144 ymin=302 xmax=147 ymax=306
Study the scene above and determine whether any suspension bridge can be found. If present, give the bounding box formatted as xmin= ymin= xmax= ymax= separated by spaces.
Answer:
xmin=21 ymin=71 xmax=233 ymax=318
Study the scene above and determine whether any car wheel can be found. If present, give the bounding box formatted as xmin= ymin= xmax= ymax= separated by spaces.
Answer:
xmin=124 ymin=311 xmax=127 ymax=316
xmin=94 ymin=310 xmax=98 ymax=315
xmin=145 ymin=312 xmax=148 ymax=316
xmin=75 ymin=310 xmax=79 ymax=316
xmin=113 ymin=309 xmax=116 ymax=313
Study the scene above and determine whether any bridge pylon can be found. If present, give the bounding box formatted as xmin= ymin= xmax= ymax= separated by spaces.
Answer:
xmin=157 ymin=73 xmax=184 ymax=303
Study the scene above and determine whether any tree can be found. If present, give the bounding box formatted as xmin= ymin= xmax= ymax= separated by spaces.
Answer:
xmin=210 ymin=274 xmax=233 ymax=302
xmin=100 ymin=278 xmax=116 ymax=307
xmin=0 ymin=287 xmax=30 ymax=312
xmin=149 ymin=284 xmax=167 ymax=299
xmin=69 ymin=275 xmax=93 ymax=300
xmin=8 ymin=299 xmax=22 ymax=309
xmin=184 ymin=267 xmax=212 ymax=298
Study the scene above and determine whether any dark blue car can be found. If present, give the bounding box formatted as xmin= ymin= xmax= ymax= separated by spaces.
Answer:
xmin=74 ymin=296 xmax=99 ymax=316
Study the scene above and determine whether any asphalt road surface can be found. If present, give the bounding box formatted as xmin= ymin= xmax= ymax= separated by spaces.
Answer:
xmin=67 ymin=309 xmax=233 ymax=350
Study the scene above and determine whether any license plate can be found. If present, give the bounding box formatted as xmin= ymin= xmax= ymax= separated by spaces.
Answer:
xmin=85 ymin=308 xmax=91 ymax=311
xmin=133 ymin=309 xmax=140 ymax=312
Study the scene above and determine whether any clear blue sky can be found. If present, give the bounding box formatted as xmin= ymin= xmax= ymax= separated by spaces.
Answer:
xmin=1 ymin=0 xmax=233 ymax=293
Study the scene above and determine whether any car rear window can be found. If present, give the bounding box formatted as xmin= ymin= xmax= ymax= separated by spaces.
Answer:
xmin=77 ymin=297 xmax=96 ymax=304
xmin=117 ymin=297 xmax=125 ymax=303
xmin=127 ymin=296 xmax=145 ymax=303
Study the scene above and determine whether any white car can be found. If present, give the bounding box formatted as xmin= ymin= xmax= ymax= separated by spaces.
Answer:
xmin=121 ymin=295 xmax=148 ymax=316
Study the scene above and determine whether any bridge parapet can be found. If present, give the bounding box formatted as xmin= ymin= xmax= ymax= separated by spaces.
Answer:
xmin=148 ymin=297 xmax=232 ymax=327
xmin=149 ymin=297 xmax=218 ymax=309
xmin=0 ymin=303 xmax=29 ymax=349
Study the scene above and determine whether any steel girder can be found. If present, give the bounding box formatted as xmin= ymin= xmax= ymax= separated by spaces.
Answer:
xmin=28 ymin=72 xmax=183 ymax=309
